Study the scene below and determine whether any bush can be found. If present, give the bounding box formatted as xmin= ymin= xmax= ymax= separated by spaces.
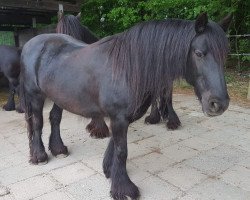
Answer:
xmin=80 ymin=0 xmax=249 ymax=71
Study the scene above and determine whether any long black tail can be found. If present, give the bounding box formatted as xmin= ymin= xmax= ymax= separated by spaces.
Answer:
xmin=19 ymin=69 xmax=26 ymax=114
xmin=19 ymin=69 xmax=33 ymax=154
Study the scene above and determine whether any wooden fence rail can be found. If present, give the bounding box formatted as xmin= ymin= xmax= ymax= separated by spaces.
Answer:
xmin=227 ymin=34 xmax=250 ymax=100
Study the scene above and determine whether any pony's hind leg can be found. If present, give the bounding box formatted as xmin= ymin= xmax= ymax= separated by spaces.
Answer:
xmin=86 ymin=117 xmax=110 ymax=139
xmin=3 ymin=81 xmax=15 ymax=111
xmin=109 ymin=116 xmax=140 ymax=200
xmin=49 ymin=103 xmax=68 ymax=157
xmin=166 ymin=99 xmax=181 ymax=129
xmin=15 ymin=85 xmax=25 ymax=113
xmin=160 ymin=89 xmax=181 ymax=130
xmin=144 ymin=100 xmax=161 ymax=124
xmin=26 ymin=94 xmax=48 ymax=164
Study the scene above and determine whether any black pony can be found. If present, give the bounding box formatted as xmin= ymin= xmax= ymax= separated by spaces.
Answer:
xmin=20 ymin=13 xmax=232 ymax=199
xmin=0 ymin=45 xmax=23 ymax=112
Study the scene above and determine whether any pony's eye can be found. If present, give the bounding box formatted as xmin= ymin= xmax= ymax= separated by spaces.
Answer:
xmin=195 ymin=50 xmax=204 ymax=58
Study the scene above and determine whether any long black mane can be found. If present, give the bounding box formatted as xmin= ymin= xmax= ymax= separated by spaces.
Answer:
xmin=56 ymin=14 xmax=98 ymax=43
xmin=100 ymin=19 xmax=229 ymax=114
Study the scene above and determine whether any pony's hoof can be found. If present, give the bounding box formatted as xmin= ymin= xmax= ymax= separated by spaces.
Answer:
xmin=37 ymin=160 xmax=48 ymax=165
xmin=29 ymin=151 xmax=48 ymax=165
xmin=89 ymin=128 xmax=110 ymax=139
xmin=111 ymin=181 xmax=140 ymax=200
xmin=15 ymin=105 xmax=25 ymax=113
xmin=86 ymin=122 xmax=95 ymax=132
xmin=55 ymin=153 xmax=69 ymax=159
xmin=144 ymin=115 xmax=160 ymax=124
xmin=166 ymin=119 xmax=181 ymax=130
xmin=2 ymin=104 xmax=15 ymax=111
xmin=50 ymin=145 xmax=69 ymax=157
xmin=86 ymin=121 xmax=110 ymax=139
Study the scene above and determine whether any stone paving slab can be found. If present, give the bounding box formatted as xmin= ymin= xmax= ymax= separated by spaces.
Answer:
xmin=0 ymin=94 xmax=250 ymax=200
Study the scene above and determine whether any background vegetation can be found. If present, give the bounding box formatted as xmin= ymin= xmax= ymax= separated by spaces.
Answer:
xmin=0 ymin=31 xmax=15 ymax=46
xmin=80 ymin=0 xmax=249 ymax=72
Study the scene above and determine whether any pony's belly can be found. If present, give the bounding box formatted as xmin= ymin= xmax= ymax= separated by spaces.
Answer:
xmin=47 ymin=94 xmax=104 ymax=118
xmin=65 ymin=104 xmax=104 ymax=118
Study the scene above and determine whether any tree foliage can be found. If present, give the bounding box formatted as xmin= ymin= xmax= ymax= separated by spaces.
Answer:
xmin=81 ymin=0 xmax=249 ymax=36
xmin=81 ymin=0 xmax=249 ymax=69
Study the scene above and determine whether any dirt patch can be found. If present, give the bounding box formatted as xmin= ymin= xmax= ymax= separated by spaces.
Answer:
xmin=0 ymin=90 xmax=8 ymax=107
xmin=225 ymin=69 xmax=250 ymax=108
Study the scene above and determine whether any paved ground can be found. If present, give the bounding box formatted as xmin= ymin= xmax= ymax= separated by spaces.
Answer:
xmin=0 ymin=94 xmax=250 ymax=200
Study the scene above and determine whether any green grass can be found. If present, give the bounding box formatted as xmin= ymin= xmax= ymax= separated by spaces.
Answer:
xmin=0 ymin=31 xmax=15 ymax=46
xmin=225 ymin=73 xmax=235 ymax=84
xmin=174 ymin=79 xmax=192 ymax=89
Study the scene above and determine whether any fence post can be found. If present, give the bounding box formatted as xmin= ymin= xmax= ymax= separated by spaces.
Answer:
xmin=58 ymin=4 xmax=63 ymax=21
xmin=228 ymin=34 xmax=250 ymax=100
xmin=247 ymin=79 xmax=250 ymax=100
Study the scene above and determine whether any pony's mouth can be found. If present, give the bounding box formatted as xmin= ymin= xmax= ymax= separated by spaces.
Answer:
xmin=203 ymin=109 xmax=225 ymax=117
xmin=201 ymin=97 xmax=229 ymax=117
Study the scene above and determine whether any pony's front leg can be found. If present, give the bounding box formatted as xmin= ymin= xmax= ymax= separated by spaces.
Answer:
xmin=49 ymin=103 xmax=68 ymax=157
xmin=3 ymin=82 xmax=15 ymax=111
xmin=109 ymin=116 xmax=140 ymax=200
xmin=27 ymin=98 xmax=48 ymax=164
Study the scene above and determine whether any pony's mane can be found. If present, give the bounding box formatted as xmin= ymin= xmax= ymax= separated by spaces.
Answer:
xmin=100 ymin=19 xmax=229 ymax=114
xmin=56 ymin=15 xmax=99 ymax=44
xmin=206 ymin=21 xmax=229 ymax=65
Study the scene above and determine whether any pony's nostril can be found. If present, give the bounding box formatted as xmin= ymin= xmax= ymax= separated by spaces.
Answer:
xmin=212 ymin=102 xmax=219 ymax=111
xmin=209 ymin=100 xmax=220 ymax=113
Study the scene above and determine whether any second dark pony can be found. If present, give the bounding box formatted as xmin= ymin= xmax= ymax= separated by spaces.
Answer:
xmin=0 ymin=45 xmax=22 ymax=112
xmin=56 ymin=12 xmax=110 ymax=139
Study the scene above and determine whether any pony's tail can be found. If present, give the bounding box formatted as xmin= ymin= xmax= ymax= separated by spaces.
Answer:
xmin=19 ymin=70 xmax=33 ymax=155
xmin=19 ymin=69 xmax=26 ymax=114
xmin=17 ymin=47 xmax=22 ymax=56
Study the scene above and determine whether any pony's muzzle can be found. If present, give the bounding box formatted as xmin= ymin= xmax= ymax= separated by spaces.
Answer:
xmin=207 ymin=97 xmax=229 ymax=116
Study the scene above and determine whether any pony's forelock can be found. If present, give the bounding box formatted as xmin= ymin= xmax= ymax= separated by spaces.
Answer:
xmin=206 ymin=21 xmax=229 ymax=66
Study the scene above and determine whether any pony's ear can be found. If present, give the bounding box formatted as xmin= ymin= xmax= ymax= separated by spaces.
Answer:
xmin=76 ymin=12 xmax=81 ymax=19
xmin=58 ymin=10 xmax=64 ymax=21
xmin=195 ymin=12 xmax=208 ymax=34
xmin=218 ymin=14 xmax=233 ymax=32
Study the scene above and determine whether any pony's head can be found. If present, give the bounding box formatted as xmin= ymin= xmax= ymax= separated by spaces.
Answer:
xmin=56 ymin=12 xmax=98 ymax=44
xmin=185 ymin=13 xmax=232 ymax=117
